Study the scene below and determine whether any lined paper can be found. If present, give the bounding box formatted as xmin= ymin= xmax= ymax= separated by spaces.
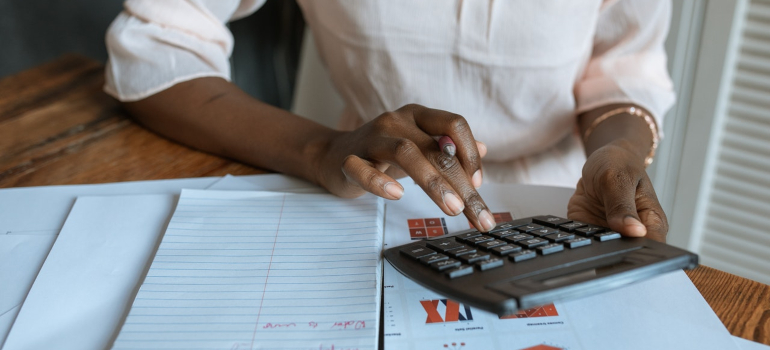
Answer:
xmin=111 ymin=190 xmax=383 ymax=350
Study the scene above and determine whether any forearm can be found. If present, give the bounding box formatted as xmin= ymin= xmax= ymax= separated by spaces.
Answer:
xmin=123 ymin=77 xmax=339 ymax=184
xmin=578 ymin=103 xmax=656 ymax=165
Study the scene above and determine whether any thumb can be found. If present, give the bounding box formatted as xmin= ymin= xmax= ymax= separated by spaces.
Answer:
xmin=602 ymin=181 xmax=647 ymax=237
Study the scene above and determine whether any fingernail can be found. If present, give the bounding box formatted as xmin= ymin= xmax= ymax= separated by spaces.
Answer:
xmin=383 ymin=182 xmax=403 ymax=199
xmin=477 ymin=141 xmax=487 ymax=155
xmin=478 ymin=209 xmax=496 ymax=232
xmin=623 ymin=216 xmax=647 ymax=236
xmin=472 ymin=170 xmax=482 ymax=189
xmin=443 ymin=192 xmax=464 ymax=215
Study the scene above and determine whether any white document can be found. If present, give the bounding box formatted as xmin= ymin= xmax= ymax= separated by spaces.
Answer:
xmin=2 ymin=194 xmax=181 ymax=350
xmin=382 ymin=182 xmax=740 ymax=350
xmin=4 ymin=175 xmax=763 ymax=350
xmin=0 ymin=174 xmax=315 ymax=346
xmin=215 ymin=174 xmax=321 ymax=193
xmin=183 ymin=177 xmax=768 ymax=349
xmin=0 ymin=177 xmax=223 ymax=236
xmin=110 ymin=190 xmax=384 ymax=350
xmin=0 ymin=235 xmax=56 ymax=343
xmin=734 ymin=336 xmax=770 ymax=350
xmin=0 ymin=177 xmax=221 ymax=344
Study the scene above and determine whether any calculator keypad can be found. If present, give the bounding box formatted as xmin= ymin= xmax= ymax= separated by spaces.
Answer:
xmin=400 ymin=216 xmax=627 ymax=279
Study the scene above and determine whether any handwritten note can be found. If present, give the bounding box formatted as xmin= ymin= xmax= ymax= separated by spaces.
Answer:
xmin=110 ymin=190 xmax=383 ymax=350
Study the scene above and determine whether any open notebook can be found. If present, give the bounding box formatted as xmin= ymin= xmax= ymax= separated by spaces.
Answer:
xmin=110 ymin=190 xmax=383 ymax=350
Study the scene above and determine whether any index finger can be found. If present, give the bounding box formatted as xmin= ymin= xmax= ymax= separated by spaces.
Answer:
xmin=400 ymin=105 xmax=483 ymax=187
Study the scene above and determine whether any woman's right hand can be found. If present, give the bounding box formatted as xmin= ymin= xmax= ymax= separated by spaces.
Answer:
xmin=313 ymin=104 xmax=496 ymax=232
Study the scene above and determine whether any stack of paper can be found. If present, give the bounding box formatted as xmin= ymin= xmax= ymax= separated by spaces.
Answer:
xmin=112 ymin=190 xmax=383 ymax=349
xmin=0 ymin=174 xmax=767 ymax=350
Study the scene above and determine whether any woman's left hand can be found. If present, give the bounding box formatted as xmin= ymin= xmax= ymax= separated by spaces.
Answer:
xmin=567 ymin=140 xmax=668 ymax=242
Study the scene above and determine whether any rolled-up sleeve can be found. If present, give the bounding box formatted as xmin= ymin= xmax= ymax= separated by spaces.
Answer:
xmin=574 ymin=0 xmax=676 ymax=124
xmin=104 ymin=0 xmax=264 ymax=101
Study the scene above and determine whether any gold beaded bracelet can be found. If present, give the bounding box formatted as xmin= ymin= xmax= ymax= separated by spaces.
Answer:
xmin=583 ymin=106 xmax=660 ymax=167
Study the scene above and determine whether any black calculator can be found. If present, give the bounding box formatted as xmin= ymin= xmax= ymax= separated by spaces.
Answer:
xmin=383 ymin=215 xmax=698 ymax=316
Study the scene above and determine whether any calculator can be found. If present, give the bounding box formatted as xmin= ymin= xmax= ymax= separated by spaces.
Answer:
xmin=383 ymin=215 xmax=698 ymax=316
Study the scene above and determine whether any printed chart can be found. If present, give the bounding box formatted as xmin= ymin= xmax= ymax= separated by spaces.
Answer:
xmin=408 ymin=218 xmax=449 ymax=239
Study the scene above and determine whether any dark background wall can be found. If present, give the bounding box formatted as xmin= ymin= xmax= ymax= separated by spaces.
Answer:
xmin=0 ymin=0 xmax=304 ymax=110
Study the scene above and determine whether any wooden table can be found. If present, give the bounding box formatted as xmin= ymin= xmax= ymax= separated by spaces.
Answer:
xmin=2 ymin=55 xmax=769 ymax=345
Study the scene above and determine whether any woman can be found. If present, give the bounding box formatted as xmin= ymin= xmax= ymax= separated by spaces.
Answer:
xmin=105 ymin=0 xmax=673 ymax=240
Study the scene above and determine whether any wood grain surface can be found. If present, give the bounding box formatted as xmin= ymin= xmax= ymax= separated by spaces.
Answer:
xmin=1 ymin=55 xmax=768 ymax=345
xmin=687 ymin=266 xmax=770 ymax=345
xmin=0 ymin=54 xmax=263 ymax=188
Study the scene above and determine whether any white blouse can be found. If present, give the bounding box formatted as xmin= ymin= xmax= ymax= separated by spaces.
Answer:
xmin=104 ymin=0 xmax=675 ymax=188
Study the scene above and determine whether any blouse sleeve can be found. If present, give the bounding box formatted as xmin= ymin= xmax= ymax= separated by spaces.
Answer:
xmin=104 ymin=0 xmax=265 ymax=101
xmin=574 ymin=0 xmax=676 ymax=125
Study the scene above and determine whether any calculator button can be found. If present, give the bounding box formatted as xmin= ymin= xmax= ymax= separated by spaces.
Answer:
xmin=530 ymin=228 xmax=560 ymax=237
xmin=559 ymin=221 xmax=588 ymax=232
xmin=509 ymin=250 xmax=536 ymax=263
xmin=489 ymin=229 xmax=517 ymax=239
xmin=490 ymin=222 xmax=517 ymax=232
xmin=459 ymin=252 xmax=490 ymax=264
xmin=503 ymin=234 xmax=533 ymax=243
xmin=448 ymin=247 xmax=477 ymax=257
xmin=477 ymin=240 xmax=507 ymax=250
xmin=446 ymin=265 xmax=474 ymax=279
xmin=516 ymin=224 xmax=544 ymax=233
xmin=532 ymin=215 xmax=572 ymax=228
xmin=517 ymin=238 xmax=549 ymax=249
xmin=490 ymin=218 xmax=531 ymax=232
xmin=564 ymin=237 xmax=592 ymax=248
xmin=576 ymin=226 xmax=605 ymax=237
xmin=400 ymin=246 xmax=436 ymax=260
xmin=491 ymin=245 xmax=522 ymax=256
xmin=476 ymin=257 xmax=504 ymax=271
xmin=544 ymin=232 xmax=575 ymax=243
xmin=420 ymin=254 xmax=449 ymax=265
xmin=467 ymin=236 xmax=494 ymax=245
xmin=427 ymin=240 xmax=464 ymax=252
xmin=536 ymin=243 xmax=565 ymax=255
xmin=595 ymin=231 xmax=621 ymax=241
xmin=432 ymin=259 xmax=462 ymax=271
xmin=455 ymin=231 xmax=482 ymax=241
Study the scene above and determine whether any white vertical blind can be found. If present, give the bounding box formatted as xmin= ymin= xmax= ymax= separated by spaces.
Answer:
xmin=698 ymin=0 xmax=770 ymax=284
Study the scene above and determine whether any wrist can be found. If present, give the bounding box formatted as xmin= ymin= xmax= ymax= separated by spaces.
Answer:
xmin=581 ymin=105 xmax=658 ymax=167
xmin=596 ymin=139 xmax=648 ymax=166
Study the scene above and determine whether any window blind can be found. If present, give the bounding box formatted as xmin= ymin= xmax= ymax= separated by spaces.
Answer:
xmin=698 ymin=0 xmax=770 ymax=284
